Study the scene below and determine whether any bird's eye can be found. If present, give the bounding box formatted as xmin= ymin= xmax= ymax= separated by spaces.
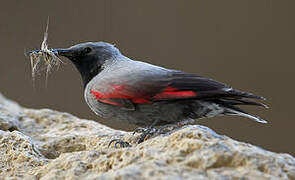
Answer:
xmin=84 ymin=47 xmax=92 ymax=54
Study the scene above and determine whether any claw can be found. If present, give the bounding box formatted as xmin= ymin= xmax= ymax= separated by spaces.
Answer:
xmin=108 ymin=139 xmax=131 ymax=148
xmin=137 ymin=133 xmax=150 ymax=144
xmin=134 ymin=127 xmax=158 ymax=144
xmin=133 ymin=127 xmax=148 ymax=135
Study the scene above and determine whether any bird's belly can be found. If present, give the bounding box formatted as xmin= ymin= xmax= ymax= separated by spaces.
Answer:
xmin=85 ymin=100 xmax=176 ymax=127
xmin=85 ymin=85 xmax=225 ymax=127
xmin=85 ymin=91 xmax=206 ymax=127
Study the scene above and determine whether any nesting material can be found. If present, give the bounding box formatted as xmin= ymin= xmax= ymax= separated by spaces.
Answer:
xmin=28 ymin=19 xmax=63 ymax=82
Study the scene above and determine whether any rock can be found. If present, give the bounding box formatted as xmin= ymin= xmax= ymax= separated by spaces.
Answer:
xmin=0 ymin=93 xmax=294 ymax=180
xmin=0 ymin=130 xmax=46 ymax=179
xmin=0 ymin=93 xmax=21 ymax=131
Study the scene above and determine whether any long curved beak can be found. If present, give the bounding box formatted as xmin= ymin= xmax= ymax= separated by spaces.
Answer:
xmin=27 ymin=48 xmax=73 ymax=57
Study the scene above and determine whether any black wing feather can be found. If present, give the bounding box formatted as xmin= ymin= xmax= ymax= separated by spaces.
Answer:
xmin=168 ymin=70 xmax=265 ymax=101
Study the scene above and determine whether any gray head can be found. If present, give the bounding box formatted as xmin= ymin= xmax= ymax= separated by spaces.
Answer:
xmin=55 ymin=42 xmax=122 ymax=86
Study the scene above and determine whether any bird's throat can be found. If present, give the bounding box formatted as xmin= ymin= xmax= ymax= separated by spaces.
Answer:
xmin=72 ymin=61 xmax=102 ymax=88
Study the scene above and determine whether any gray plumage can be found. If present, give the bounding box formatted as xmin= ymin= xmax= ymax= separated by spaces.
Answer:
xmin=33 ymin=42 xmax=268 ymax=128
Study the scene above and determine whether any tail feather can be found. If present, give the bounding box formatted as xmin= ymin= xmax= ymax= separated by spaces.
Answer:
xmin=224 ymin=105 xmax=267 ymax=124
xmin=219 ymin=98 xmax=269 ymax=108
xmin=208 ymin=88 xmax=268 ymax=123
xmin=227 ymin=89 xmax=266 ymax=100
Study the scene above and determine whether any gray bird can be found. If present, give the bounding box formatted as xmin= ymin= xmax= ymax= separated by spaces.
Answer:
xmin=30 ymin=42 xmax=267 ymax=145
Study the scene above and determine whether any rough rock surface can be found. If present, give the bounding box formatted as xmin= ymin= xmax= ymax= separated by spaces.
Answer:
xmin=0 ymin=93 xmax=294 ymax=180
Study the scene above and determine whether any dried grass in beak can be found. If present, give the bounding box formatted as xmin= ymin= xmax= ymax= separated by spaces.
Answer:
xmin=28 ymin=18 xmax=63 ymax=83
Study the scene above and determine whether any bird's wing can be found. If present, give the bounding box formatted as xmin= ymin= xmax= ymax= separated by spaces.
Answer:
xmin=166 ymin=71 xmax=265 ymax=100
xmin=90 ymin=69 xmax=264 ymax=110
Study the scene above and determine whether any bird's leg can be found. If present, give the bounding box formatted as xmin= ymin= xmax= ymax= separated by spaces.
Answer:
xmin=109 ymin=126 xmax=158 ymax=148
xmin=158 ymin=118 xmax=196 ymax=133
xmin=109 ymin=119 xmax=161 ymax=148
xmin=136 ymin=127 xmax=158 ymax=144
xmin=133 ymin=119 xmax=197 ymax=144
xmin=108 ymin=139 xmax=131 ymax=148
xmin=132 ymin=127 xmax=149 ymax=134
xmin=133 ymin=120 xmax=160 ymax=144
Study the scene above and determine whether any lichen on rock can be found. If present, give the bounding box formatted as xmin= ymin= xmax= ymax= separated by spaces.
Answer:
xmin=0 ymin=92 xmax=294 ymax=180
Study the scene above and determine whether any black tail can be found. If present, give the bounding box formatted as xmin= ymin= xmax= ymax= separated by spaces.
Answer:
xmin=223 ymin=104 xmax=267 ymax=123
xmin=226 ymin=89 xmax=266 ymax=100
xmin=217 ymin=97 xmax=268 ymax=108
xmin=212 ymin=91 xmax=268 ymax=123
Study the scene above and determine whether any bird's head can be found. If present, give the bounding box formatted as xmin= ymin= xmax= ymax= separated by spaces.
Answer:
xmin=57 ymin=42 xmax=121 ymax=65
xmin=32 ymin=42 xmax=122 ymax=86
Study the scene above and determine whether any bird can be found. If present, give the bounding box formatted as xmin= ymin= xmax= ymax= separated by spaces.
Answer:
xmin=30 ymin=42 xmax=268 ymax=146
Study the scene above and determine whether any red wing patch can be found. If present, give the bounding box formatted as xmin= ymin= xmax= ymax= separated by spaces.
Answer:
xmin=90 ymin=85 xmax=152 ymax=106
xmin=90 ymin=90 xmax=122 ymax=105
xmin=152 ymin=87 xmax=197 ymax=100
xmin=90 ymin=85 xmax=197 ymax=106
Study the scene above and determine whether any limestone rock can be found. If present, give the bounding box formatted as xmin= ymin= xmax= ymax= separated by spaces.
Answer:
xmin=0 ymin=93 xmax=21 ymax=131
xmin=0 ymin=93 xmax=294 ymax=180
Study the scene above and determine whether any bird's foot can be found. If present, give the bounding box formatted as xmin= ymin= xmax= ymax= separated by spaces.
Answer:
xmin=133 ymin=127 xmax=158 ymax=144
xmin=108 ymin=139 xmax=131 ymax=148
xmin=157 ymin=120 xmax=195 ymax=133
xmin=133 ymin=121 xmax=195 ymax=144
xmin=157 ymin=124 xmax=179 ymax=134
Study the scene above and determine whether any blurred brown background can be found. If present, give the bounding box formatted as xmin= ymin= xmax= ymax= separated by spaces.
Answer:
xmin=0 ymin=1 xmax=294 ymax=155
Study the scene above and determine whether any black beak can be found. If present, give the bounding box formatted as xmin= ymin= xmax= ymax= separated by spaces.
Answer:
xmin=27 ymin=48 xmax=73 ymax=58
